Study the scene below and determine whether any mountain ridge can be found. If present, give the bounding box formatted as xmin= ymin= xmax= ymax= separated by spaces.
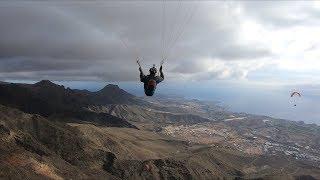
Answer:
xmin=0 ymin=80 xmax=138 ymax=129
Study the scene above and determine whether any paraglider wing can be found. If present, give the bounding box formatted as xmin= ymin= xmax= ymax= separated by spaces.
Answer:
xmin=290 ymin=92 xmax=301 ymax=97
xmin=290 ymin=91 xmax=301 ymax=107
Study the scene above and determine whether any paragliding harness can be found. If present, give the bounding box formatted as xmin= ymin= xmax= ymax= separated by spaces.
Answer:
xmin=145 ymin=79 xmax=157 ymax=96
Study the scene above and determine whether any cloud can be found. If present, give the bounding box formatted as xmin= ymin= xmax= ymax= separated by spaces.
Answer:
xmin=171 ymin=57 xmax=270 ymax=82
xmin=0 ymin=1 xmax=318 ymax=83
xmin=240 ymin=1 xmax=318 ymax=28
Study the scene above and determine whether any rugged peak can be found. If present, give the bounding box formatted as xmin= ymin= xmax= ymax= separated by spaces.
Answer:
xmin=102 ymin=84 xmax=120 ymax=90
xmin=35 ymin=80 xmax=57 ymax=86
xmin=93 ymin=83 xmax=137 ymax=104
xmin=34 ymin=80 xmax=64 ymax=89
xmin=98 ymin=84 xmax=127 ymax=95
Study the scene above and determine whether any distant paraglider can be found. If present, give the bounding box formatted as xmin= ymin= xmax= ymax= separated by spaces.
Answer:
xmin=290 ymin=91 xmax=302 ymax=107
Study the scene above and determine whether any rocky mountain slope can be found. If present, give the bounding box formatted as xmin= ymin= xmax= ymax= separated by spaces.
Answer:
xmin=0 ymin=80 xmax=319 ymax=180
xmin=0 ymin=105 xmax=244 ymax=179
xmin=0 ymin=80 xmax=139 ymax=128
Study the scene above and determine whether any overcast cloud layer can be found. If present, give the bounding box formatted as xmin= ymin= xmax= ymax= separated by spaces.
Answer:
xmin=0 ymin=1 xmax=320 ymax=84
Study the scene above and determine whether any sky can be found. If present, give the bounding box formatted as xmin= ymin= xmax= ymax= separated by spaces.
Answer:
xmin=1 ymin=1 xmax=320 ymax=124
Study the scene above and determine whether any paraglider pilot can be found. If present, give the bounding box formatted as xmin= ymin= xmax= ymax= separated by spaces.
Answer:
xmin=137 ymin=60 xmax=164 ymax=96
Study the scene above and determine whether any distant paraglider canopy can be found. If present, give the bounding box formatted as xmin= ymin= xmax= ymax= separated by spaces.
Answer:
xmin=290 ymin=91 xmax=302 ymax=107
xmin=290 ymin=91 xmax=301 ymax=97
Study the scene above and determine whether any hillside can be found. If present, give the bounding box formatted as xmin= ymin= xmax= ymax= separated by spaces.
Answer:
xmin=0 ymin=80 xmax=319 ymax=179
xmin=0 ymin=80 xmax=139 ymax=128
xmin=0 ymin=105 xmax=241 ymax=179
xmin=0 ymin=80 xmax=144 ymax=117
